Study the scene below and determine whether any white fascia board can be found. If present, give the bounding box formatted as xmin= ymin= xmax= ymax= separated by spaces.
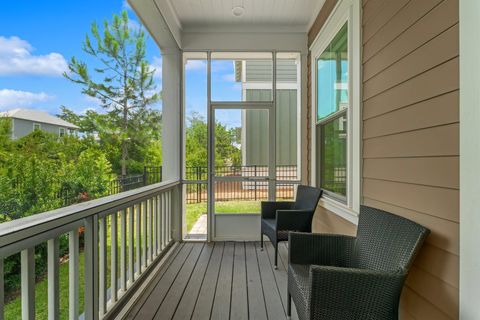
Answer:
xmin=128 ymin=0 xmax=181 ymax=50
xmin=182 ymin=32 xmax=308 ymax=53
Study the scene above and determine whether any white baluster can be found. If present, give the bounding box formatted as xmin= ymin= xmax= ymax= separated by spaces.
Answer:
xmin=21 ymin=247 xmax=35 ymax=320
xmin=0 ymin=258 xmax=4 ymax=319
xmin=69 ymin=230 xmax=79 ymax=320
xmin=120 ymin=209 xmax=127 ymax=291
xmin=83 ymin=216 xmax=99 ymax=320
xmin=110 ymin=213 xmax=118 ymax=304
xmin=135 ymin=204 xmax=141 ymax=277
xmin=142 ymin=201 xmax=147 ymax=269
xmin=128 ymin=207 xmax=134 ymax=284
xmin=99 ymin=218 xmax=107 ymax=316
xmin=48 ymin=238 xmax=60 ymax=320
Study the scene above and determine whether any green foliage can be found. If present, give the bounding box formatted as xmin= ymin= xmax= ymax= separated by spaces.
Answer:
xmin=63 ymin=10 xmax=161 ymax=176
xmin=185 ymin=112 xmax=241 ymax=168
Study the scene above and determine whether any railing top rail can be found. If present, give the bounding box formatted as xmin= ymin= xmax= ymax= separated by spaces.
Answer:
xmin=0 ymin=180 xmax=180 ymax=249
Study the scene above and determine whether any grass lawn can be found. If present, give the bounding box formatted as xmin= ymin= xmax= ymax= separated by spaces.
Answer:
xmin=185 ymin=200 xmax=260 ymax=232
xmin=4 ymin=252 xmax=85 ymax=319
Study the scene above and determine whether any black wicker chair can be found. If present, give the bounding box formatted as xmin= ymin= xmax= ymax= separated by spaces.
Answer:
xmin=260 ymin=185 xmax=322 ymax=268
xmin=287 ymin=205 xmax=430 ymax=320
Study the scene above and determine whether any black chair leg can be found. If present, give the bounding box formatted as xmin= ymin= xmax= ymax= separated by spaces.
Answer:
xmin=287 ymin=291 xmax=291 ymax=317
xmin=260 ymin=231 xmax=264 ymax=251
xmin=274 ymin=242 xmax=278 ymax=269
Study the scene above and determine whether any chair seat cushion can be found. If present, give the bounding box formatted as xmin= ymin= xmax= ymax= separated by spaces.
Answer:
xmin=288 ymin=263 xmax=311 ymax=320
xmin=261 ymin=219 xmax=290 ymax=241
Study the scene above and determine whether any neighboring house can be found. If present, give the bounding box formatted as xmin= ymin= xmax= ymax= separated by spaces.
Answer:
xmin=236 ymin=58 xmax=300 ymax=169
xmin=0 ymin=108 xmax=79 ymax=139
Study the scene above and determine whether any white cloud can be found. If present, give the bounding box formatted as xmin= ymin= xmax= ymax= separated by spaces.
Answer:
xmin=151 ymin=56 xmax=162 ymax=79
xmin=0 ymin=36 xmax=68 ymax=76
xmin=0 ymin=89 xmax=54 ymax=109
xmin=186 ymin=60 xmax=206 ymax=71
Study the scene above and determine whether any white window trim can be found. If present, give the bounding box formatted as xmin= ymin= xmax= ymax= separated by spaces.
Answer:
xmin=310 ymin=0 xmax=361 ymax=225
xmin=33 ymin=123 xmax=41 ymax=130
xmin=59 ymin=127 xmax=65 ymax=136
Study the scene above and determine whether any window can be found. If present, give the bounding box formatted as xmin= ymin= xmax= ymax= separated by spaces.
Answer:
xmin=316 ymin=23 xmax=348 ymax=202
xmin=311 ymin=0 xmax=361 ymax=219
xmin=59 ymin=128 xmax=65 ymax=137
xmin=33 ymin=123 xmax=41 ymax=131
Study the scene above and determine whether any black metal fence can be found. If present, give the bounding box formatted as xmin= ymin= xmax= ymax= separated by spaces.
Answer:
xmin=185 ymin=165 xmax=299 ymax=204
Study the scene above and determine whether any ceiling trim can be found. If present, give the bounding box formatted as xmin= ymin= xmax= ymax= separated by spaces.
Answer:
xmin=164 ymin=0 xmax=183 ymax=30
xmin=307 ymin=0 xmax=327 ymax=31
xmin=182 ymin=25 xmax=308 ymax=34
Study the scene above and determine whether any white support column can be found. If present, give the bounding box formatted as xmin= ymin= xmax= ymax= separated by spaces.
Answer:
xmin=21 ymin=247 xmax=35 ymax=320
xmin=162 ymin=47 xmax=183 ymax=241
xmin=162 ymin=47 xmax=182 ymax=182
xmin=460 ymin=0 xmax=480 ymax=317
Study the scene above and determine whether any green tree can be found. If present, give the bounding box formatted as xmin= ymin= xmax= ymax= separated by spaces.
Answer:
xmin=63 ymin=10 xmax=161 ymax=176
xmin=185 ymin=112 xmax=241 ymax=168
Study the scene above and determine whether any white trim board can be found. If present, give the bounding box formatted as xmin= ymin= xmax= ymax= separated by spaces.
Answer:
xmin=460 ymin=0 xmax=480 ymax=317
xmin=309 ymin=0 xmax=361 ymax=223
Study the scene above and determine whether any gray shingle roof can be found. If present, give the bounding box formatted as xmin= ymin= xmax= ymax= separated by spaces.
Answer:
xmin=0 ymin=108 xmax=79 ymax=129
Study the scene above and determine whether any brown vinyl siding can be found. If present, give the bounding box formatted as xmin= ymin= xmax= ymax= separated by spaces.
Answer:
xmin=308 ymin=0 xmax=459 ymax=318
xmin=363 ymin=0 xmax=459 ymax=318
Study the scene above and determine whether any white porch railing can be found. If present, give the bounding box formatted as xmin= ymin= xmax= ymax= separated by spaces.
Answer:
xmin=0 ymin=180 xmax=180 ymax=320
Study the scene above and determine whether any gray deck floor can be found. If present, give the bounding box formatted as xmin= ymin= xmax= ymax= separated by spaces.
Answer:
xmin=125 ymin=241 xmax=299 ymax=320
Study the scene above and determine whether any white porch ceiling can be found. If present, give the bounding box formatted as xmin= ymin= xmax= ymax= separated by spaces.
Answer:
xmin=159 ymin=0 xmax=326 ymax=33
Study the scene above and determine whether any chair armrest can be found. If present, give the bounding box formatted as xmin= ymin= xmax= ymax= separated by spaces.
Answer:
xmin=288 ymin=232 xmax=356 ymax=266
xmin=276 ymin=210 xmax=312 ymax=231
xmin=308 ymin=266 xmax=405 ymax=318
xmin=261 ymin=201 xmax=294 ymax=219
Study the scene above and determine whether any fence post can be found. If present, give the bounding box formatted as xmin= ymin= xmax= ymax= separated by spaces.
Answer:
xmin=143 ymin=166 xmax=148 ymax=186
xmin=197 ymin=166 xmax=201 ymax=203
xmin=254 ymin=165 xmax=257 ymax=201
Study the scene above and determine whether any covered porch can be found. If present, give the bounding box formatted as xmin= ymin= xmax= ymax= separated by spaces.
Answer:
xmin=1 ymin=0 xmax=479 ymax=319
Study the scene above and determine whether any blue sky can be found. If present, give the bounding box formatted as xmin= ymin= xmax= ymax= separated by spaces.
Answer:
xmin=0 ymin=0 xmax=242 ymax=128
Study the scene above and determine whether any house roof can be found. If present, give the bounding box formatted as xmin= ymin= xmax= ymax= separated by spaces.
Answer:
xmin=0 ymin=108 xmax=80 ymax=129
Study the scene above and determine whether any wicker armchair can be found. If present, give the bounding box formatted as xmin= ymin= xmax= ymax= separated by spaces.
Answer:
xmin=287 ymin=205 xmax=430 ymax=320
xmin=261 ymin=185 xmax=322 ymax=268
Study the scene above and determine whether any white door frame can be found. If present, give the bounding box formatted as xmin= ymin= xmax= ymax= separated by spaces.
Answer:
xmin=207 ymin=51 xmax=277 ymax=241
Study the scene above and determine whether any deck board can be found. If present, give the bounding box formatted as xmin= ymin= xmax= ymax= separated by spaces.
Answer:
xmin=124 ymin=242 xmax=295 ymax=320
xmin=191 ymin=242 xmax=224 ymax=320
xmin=171 ymin=243 xmax=214 ymax=320
xmin=230 ymin=242 xmax=248 ymax=320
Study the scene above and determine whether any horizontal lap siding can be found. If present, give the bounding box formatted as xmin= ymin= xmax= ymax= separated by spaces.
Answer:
xmin=362 ymin=0 xmax=459 ymax=319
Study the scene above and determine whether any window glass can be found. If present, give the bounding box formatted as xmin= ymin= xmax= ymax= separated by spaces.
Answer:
xmin=317 ymin=23 xmax=348 ymax=121
xmin=319 ymin=114 xmax=347 ymax=199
